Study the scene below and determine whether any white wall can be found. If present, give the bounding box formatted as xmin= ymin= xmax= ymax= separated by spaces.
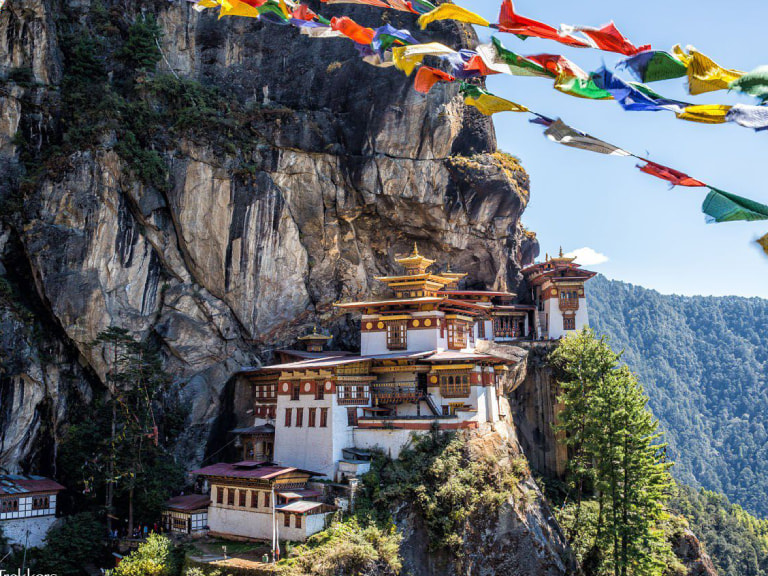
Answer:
xmin=208 ymin=505 xmax=273 ymax=540
xmin=1 ymin=515 xmax=57 ymax=548
xmin=546 ymin=296 xmax=589 ymax=339
xmin=0 ymin=495 xmax=56 ymax=521
xmin=277 ymin=512 xmax=329 ymax=541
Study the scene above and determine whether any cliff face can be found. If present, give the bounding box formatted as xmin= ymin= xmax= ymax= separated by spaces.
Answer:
xmin=0 ymin=0 xmax=537 ymax=470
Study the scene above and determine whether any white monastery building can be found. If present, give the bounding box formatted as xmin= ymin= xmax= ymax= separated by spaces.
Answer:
xmin=191 ymin=246 xmax=595 ymax=543
xmin=0 ymin=475 xmax=65 ymax=548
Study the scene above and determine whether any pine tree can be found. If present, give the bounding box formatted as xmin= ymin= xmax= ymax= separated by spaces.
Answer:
xmin=551 ymin=329 xmax=673 ymax=576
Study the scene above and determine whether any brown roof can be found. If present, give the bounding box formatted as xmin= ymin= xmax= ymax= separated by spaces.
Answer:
xmin=0 ymin=475 xmax=65 ymax=495
xmin=191 ymin=462 xmax=321 ymax=480
xmin=165 ymin=494 xmax=211 ymax=512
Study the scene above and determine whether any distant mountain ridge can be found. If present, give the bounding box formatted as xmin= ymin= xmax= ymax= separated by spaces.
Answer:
xmin=586 ymin=274 xmax=768 ymax=516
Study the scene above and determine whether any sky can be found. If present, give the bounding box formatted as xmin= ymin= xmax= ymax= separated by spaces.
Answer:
xmin=465 ymin=0 xmax=768 ymax=297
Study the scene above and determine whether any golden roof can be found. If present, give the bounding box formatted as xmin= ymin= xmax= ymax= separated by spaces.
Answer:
xmin=395 ymin=243 xmax=435 ymax=270
xmin=548 ymin=246 xmax=577 ymax=265
xmin=297 ymin=326 xmax=333 ymax=342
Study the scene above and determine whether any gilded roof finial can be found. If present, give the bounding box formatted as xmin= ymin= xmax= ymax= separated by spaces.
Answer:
xmin=559 ymin=246 xmax=564 ymax=258
xmin=545 ymin=253 xmax=549 ymax=262
xmin=413 ymin=242 xmax=419 ymax=256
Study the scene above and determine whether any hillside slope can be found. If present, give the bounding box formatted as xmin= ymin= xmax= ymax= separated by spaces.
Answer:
xmin=587 ymin=274 xmax=768 ymax=516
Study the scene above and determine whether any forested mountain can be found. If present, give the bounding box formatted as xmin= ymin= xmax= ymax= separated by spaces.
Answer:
xmin=587 ymin=275 xmax=768 ymax=516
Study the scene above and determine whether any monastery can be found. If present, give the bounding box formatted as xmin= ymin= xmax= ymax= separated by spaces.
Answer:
xmin=185 ymin=246 xmax=596 ymax=542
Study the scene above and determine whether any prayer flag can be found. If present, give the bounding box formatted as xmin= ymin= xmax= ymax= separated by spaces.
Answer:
xmin=561 ymin=22 xmax=650 ymax=56
xmin=496 ymin=0 xmax=590 ymax=48
xmin=676 ymin=104 xmax=732 ymax=124
xmin=554 ymin=73 xmax=613 ymax=100
xmin=417 ymin=4 xmax=490 ymax=29
xmin=702 ymin=188 xmax=768 ymax=223
xmin=392 ymin=43 xmax=457 ymax=76
xmin=474 ymin=37 xmax=552 ymax=78
xmin=729 ymin=66 xmax=768 ymax=102
xmin=618 ymin=50 xmax=687 ymax=83
xmin=461 ymin=83 xmax=529 ymax=115
xmin=414 ymin=66 xmax=455 ymax=93
xmin=331 ymin=16 xmax=375 ymax=45
xmin=593 ymin=68 xmax=688 ymax=111
xmin=725 ymin=103 xmax=768 ymax=131
xmin=218 ymin=0 xmax=261 ymax=19
xmin=638 ymin=161 xmax=705 ymax=187
xmin=673 ymin=45 xmax=744 ymax=95
xmin=372 ymin=25 xmax=418 ymax=54
xmin=757 ymin=233 xmax=768 ymax=257
xmin=409 ymin=0 xmax=437 ymax=15
xmin=320 ymin=0 xmax=389 ymax=7
xmin=543 ymin=119 xmax=631 ymax=156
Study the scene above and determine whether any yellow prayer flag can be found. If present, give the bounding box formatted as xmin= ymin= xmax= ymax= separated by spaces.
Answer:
xmin=676 ymin=104 xmax=732 ymax=124
xmin=464 ymin=93 xmax=529 ymax=116
xmin=219 ymin=0 xmax=261 ymax=19
xmin=194 ymin=0 xmax=219 ymax=10
xmin=278 ymin=0 xmax=291 ymax=18
xmin=673 ymin=45 xmax=744 ymax=95
xmin=417 ymin=4 xmax=490 ymax=30
xmin=757 ymin=233 xmax=768 ymax=257
xmin=393 ymin=43 xmax=457 ymax=76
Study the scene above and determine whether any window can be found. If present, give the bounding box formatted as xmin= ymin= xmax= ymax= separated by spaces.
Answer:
xmin=320 ymin=408 xmax=328 ymax=428
xmin=308 ymin=408 xmax=316 ymax=428
xmin=440 ymin=374 xmax=470 ymax=397
xmin=477 ymin=319 xmax=485 ymax=339
xmin=227 ymin=489 xmax=235 ymax=506
xmin=239 ymin=490 xmax=246 ymax=507
xmin=447 ymin=321 xmax=468 ymax=350
xmin=559 ymin=289 xmax=580 ymax=310
xmin=32 ymin=496 xmax=49 ymax=510
xmin=217 ymin=487 xmax=224 ymax=505
xmin=1 ymin=499 xmax=19 ymax=513
xmin=347 ymin=407 xmax=358 ymax=427
xmin=291 ymin=383 xmax=301 ymax=401
xmin=264 ymin=491 xmax=271 ymax=508
xmin=285 ymin=408 xmax=293 ymax=427
xmin=296 ymin=408 xmax=304 ymax=428
xmin=563 ymin=316 xmax=576 ymax=330
xmin=386 ymin=320 xmax=407 ymax=350
xmin=315 ymin=386 xmax=325 ymax=400
xmin=493 ymin=316 xmax=525 ymax=338
xmin=295 ymin=515 xmax=302 ymax=529
xmin=284 ymin=514 xmax=291 ymax=527
xmin=251 ymin=491 xmax=259 ymax=508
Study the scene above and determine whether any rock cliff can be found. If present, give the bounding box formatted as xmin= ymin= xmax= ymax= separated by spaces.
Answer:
xmin=0 ymin=0 xmax=536 ymax=470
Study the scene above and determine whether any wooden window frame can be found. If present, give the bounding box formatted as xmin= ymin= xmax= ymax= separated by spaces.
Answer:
xmin=285 ymin=408 xmax=293 ymax=427
xmin=563 ymin=316 xmax=576 ymax=330
xmin=239 ymin=490 xmax=246 ymax=507
xmin=284 ymin=514 xmax=291 ymax=527
xmin=217 ymin=487 xmax=224 ymax=505
xmin=308 ymin=408 xmax=316 ymax=428
xmin=227 ymin=489 xmax=235 ymax=506
xmin=320 ymin=407 xmax=329 ymax=428
xmin=440 ymin=374 xmax=471 ymax=398
xmin=251 ymin=490 xmax=259 ymax=509
xmin=290 ymin=383 xmax=301 ymax=401
xmin=447 ymin=321 xmax=468 ymax=350
xmin=386 ymin=320 xmax=407 ymax=350
xmin=296 ymin=408 xmax=304 ymax=428
xmin=347 ymin=407 xmax=358 ymax=427
xmin=264 ymin=491 xmax=271 ymax=508
xmin=315 ymin=386 xmax=325 ymax=401
xmin=295 ymin=515 xmax=302 ymax=529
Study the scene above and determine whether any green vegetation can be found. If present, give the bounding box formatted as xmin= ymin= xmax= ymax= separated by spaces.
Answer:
xmin=109 ymin=534 xmax=182 ymax=576
xmin=550 ymin=329 xmax=675 ymax=576
xmin=671 ymin=485 xmax=768 ymax=576
xmin=586 ymin=275 xmax=768 ymax=516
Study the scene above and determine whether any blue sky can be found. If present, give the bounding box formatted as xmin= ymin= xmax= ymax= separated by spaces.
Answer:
xmin=465 ymin=0 xmax=767 ymax=297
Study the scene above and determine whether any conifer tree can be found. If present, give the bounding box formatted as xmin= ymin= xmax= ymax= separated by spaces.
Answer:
xmin=551 ymin=329 xmax=673 ymax=576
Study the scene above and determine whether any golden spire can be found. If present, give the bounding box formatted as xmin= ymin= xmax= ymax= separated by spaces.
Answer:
xmin=559 ymin=246 xmax=564 ymax=258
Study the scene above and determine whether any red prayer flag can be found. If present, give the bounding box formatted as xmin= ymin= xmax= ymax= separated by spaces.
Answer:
xmin=576 ymin=22 xmax=651 ymax=56
xmin=464 ymin=55 xmax=500 ymax=77
xmin=291 ymin=4 xmax=317 ymax=21
xmin=527 ymin=54 xmax=587 ymax=79
xmin=497 ymin=0 xmax=590 ymax=48
xmin=638 ymin=161 xmax=706 ymax=187
xmin=414 ymin=66 xmax=456 ymax=94
xmin=331 ymin=17 xmax=375 ymax=45
xmin=241 ymin=0 xmax=268 ymax=6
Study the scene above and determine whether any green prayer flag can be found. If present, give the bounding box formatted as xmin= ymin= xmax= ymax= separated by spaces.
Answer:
xmin=485 ymin=37 xmax=552 ymax=78
xmin=555 ymin=73 xmax=613 ymax=100
xmin=642 ymin=51 xmax=688 ymax=83
xmin=729 ymin=66 xmax=768 ymax=102
xmin=702 ymin=187 xmax=768 ymax=223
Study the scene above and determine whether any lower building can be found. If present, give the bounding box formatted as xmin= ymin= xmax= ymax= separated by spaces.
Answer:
xmin=163 ymin=494 xmax=210 ymax=535
xmin=190 ymin=461 xmax=335 ymax=542
xmin=0 ymin=475 xmax=65 ymax=548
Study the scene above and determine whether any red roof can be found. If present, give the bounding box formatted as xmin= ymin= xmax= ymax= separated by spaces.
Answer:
xmin=0 ymin=475 xmax=65 ymax=495
xmin=191 ymin=462 xmax=322 ymax=480
xmin=165 ymin=494 xmax=211 ymax=511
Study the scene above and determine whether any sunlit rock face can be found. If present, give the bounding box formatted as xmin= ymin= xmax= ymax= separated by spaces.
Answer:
xmin=0 ymin=0 xmax=536 ymax=469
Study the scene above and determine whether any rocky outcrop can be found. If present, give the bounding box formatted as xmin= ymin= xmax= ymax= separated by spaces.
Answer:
xmin=0 ymin=0 xmax=537 ymax=470
xmin=397 ymin=421 xmax=578 ymax=576
xmin=671 ymin=530 xmax=719 ymax=576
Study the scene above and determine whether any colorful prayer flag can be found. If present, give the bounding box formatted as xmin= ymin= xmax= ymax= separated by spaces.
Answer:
xmin=330 ymin=16 xmax=375 ymax=45
xmin=554 ymin=73 xmax=613 ymax=100
xmin=638 ymin=161 xmax=705 ymax=187
xmin=218 ymin=0 xmax=261 ymax=19
xmin=702 ymin=188 xmax=768 ymax=223
xmin=496 ymin=0 xmax=590 ymax=48
xmin=729 ymin=66 xmax=768 ymax=102
xmin=593 ymin=68 xmax=688 ymax=111
xmin=417 ymin=4 xmax=490 ymax=29
xmin=414 ymin=66 xmax=455 ymax=94
xmin=561 ymin=22 xmax=650 ymax=56
xmin=460 ymin=83 xmax=529 ymax=115
xmin=757 ymin=233 xmax=768 ymax=256
xmin=392 ymin=43 xmax=457 ymax=76
xmin=618 ymin=50 xmax=687 ymax=83
xmin=475 ymin=37 xmax=552 ymax=78
xmin=673 ymin=45 xmax=744 ymax=95
xmin=725 ymin=103 xmax=768 ymax=131
xmin=676 ymin=104 xmax=732 ymax=124
xmin=543 ymin=119 xmax=631 ymax=156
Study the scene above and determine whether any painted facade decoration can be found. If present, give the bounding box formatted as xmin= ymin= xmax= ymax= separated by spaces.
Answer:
xmin=0 ymin=475 xmax=65 ymax=548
